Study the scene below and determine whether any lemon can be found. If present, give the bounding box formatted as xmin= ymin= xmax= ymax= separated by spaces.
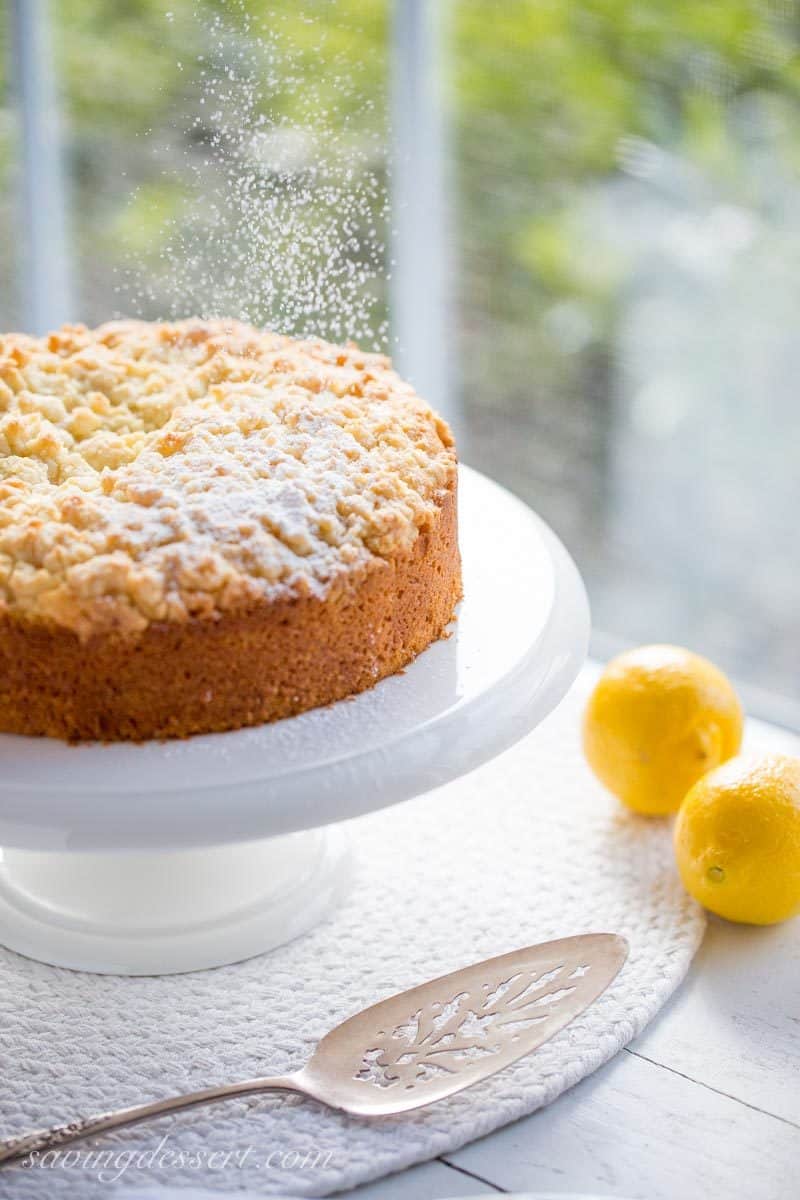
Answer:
xmin=674 ymin=754 xmax=800 ymax=924
xmin=583 ymin=645 xmax=743 ymax=815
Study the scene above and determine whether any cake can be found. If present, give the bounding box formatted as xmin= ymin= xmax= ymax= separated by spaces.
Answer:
xmin=0 ymin=320 xmax=461 ymax=740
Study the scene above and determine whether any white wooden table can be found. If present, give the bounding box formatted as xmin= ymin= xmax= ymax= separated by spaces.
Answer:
xmin=343 ymin=711 xmax=800 ymax=1200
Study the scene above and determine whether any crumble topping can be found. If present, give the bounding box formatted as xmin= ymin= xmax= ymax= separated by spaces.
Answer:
xmin=0 ymin=320 xmax=456 ymax=637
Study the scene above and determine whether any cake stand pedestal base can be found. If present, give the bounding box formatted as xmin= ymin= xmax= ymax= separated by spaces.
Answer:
xmin=0 ymin=826 xmax=351 ymax=975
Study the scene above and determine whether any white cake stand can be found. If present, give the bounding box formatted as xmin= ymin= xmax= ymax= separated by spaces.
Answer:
xmin=0 ymin=467 xmax=589 ymax=975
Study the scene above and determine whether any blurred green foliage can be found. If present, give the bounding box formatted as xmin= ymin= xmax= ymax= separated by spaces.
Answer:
xmin=1 ymin=0 xmax=799 ymax=354
xmin=453 ymin=0 xmax=800 ymax=401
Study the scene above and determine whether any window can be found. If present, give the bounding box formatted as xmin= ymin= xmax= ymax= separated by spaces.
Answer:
xmin=452 ymin=1 xmax=800 ymax=722
xmin=4 ymin=0 xmax=798 ymax=720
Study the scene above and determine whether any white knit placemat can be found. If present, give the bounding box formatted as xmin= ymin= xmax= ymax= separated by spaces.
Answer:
xmin=0 ymin=671 xmax=704 ymax=1198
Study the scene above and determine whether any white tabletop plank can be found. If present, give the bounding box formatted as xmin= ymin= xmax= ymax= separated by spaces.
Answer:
xmin=630 ymin=912 xmax=800 ymax=1125
xmin=342 ymin=1157 xmax=499 ymax=1198
xmin=443 ymin=1045 xmax=797 ymax=1200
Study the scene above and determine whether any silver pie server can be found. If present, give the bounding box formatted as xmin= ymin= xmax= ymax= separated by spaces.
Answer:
xmin=0 ymin=932 xmax=627 ymax=1166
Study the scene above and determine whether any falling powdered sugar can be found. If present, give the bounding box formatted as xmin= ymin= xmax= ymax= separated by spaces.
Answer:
xmin=116 ymin=2 xmax=389 ymax=349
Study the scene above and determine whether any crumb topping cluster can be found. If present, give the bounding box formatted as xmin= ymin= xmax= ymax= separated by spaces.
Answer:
xmin=0 ymin=320 xmax=455 ymax=636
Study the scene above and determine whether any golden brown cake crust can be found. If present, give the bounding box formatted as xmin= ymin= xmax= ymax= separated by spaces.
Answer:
xmin=0 ymin=473 xmax=460 ymax=742
xmin=0 ymin=319 xmax=461 ymax=741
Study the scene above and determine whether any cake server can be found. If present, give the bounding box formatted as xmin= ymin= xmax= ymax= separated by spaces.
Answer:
xmin=0 ymin=932 xmax=627 ymax=1165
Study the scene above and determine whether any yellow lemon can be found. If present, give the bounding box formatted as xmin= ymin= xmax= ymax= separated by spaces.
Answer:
xmin=583 ymin=645 xmax=743 ymax=815
xmin=674 ymin=754 xmax=800 ymax=924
